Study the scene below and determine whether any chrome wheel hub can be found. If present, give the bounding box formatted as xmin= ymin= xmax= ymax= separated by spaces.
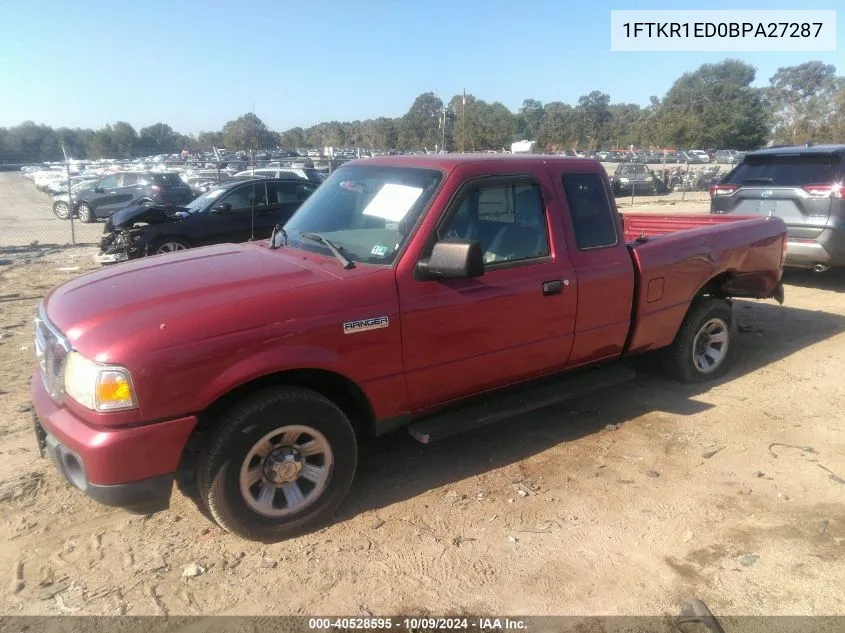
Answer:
xmin=692 ymin=317 xmax=729 ymax=374
xmin=157 ymin=242 xmax=186 ymax=253
xmin=263 ymin=447 xmax=303 ymax=484
xmin=239 ymin=425 xmax=333 ymax=517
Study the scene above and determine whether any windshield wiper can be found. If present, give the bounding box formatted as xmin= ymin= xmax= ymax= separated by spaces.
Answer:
xmin=299 ymin=231 xmax=355 ymax=269
xmin=741 ymin=177 xmax=774 ymax=184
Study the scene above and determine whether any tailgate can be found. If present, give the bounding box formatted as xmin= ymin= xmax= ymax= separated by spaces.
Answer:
xmin=710 ymin=153 xmax=839 ymax=225
xmin=717 ymin=186 xmax=831 ymax=225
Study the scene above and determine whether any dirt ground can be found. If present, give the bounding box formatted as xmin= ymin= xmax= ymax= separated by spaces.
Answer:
xmin=0 ymin=183 xmax=842 ymax=619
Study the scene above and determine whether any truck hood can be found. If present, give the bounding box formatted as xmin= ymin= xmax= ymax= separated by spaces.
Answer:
xmin=43 ymin=242 xmax=370 ymax=357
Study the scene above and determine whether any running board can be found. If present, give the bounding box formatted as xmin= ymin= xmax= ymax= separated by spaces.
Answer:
xmin=407 ymin=364 xmax=637 ymax=444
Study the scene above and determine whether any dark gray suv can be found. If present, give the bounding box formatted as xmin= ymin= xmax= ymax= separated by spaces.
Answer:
xmin=72 ymin=171 xmax=195 ymax=223
xmin=710 ymin=145 xmax=845 ymax=271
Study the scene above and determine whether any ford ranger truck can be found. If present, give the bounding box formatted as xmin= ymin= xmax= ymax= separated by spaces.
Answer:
xmin=31 ymin=155 xmax=787 ymax=541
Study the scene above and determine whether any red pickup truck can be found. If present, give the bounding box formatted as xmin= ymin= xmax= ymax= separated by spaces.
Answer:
xmin=31 ymin=155 xmax=787 ymax=541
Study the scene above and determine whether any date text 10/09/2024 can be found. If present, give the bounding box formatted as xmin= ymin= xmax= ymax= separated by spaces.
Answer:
xmin=622 ymin=22 xmax=824 ymax=38
xmin=307 ymin=618 xmax=528 ymax=630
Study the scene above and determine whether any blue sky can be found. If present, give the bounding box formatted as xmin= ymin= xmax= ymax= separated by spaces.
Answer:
xmin=0 ymin=0 xmax=840 ymax=134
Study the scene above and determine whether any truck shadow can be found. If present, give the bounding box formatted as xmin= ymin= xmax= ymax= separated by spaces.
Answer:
xmin=339 ymin=299 xmax=845 ymax=522
xmin=781 ymin=268 xmax=845 ymax=293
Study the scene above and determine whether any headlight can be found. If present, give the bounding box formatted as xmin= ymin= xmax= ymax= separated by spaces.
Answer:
xmin=619 ymin=177 xmax=629 ymax=183
xmin=63 ymin=351 xmax=137 ymax=412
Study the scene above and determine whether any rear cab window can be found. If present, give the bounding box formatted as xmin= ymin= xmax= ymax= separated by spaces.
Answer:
xmin=561 ymin=173 xmax=619 ymax=249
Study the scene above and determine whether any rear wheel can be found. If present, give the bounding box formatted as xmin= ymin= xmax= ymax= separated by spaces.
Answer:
xmin=53 ymin=201 xmax=70 ymax=220
xmin=77 ymin=203 xmax=94 ymax=223
xmin=664 ymin=297 xmax=737 ymax=383
xmin=153 ymin=238 xmax=189 ymax=254
xmin=197 ymin=387 xmax=357 ymax=541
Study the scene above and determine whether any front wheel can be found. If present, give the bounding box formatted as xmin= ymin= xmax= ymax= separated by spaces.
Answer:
xmin=153 ymin=238 xmax=190 ymax=255
xmin=664 ymin=297 xmax=737 ymax=383
xmin=197 ymin=387 xmax=358 ymax=541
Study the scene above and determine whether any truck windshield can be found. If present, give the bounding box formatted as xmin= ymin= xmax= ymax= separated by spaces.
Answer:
xmin=284 ymin=165 xmax=443 ymax=265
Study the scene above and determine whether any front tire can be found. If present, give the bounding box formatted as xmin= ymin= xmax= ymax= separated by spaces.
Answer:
xmin=197 ymin=387 xmax=358 ymax=541
xmin=664 ymin=297 xmax=737 ymax=383
xmin=153 ymin=238 xmax=190 ymax=254
xmin=77 ymin=202 xmax=94 ymax=223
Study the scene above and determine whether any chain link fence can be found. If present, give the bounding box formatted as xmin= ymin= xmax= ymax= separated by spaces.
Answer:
xmin=0 ymin=152 xmax=341 ymax=251
xmin=0 ymin=153 xmax=721 ymax=254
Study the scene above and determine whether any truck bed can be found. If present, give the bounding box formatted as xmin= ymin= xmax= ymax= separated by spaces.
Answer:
xmin=621 ymin=212 xmax=764 ymax=242
xmin=619 ymin=212 xmax=787 ymax=354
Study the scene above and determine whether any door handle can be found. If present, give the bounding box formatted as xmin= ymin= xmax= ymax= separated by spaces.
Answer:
xmin=542 ymin=280 xmax=564 ymax=296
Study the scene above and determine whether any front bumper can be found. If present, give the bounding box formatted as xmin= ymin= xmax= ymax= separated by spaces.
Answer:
xmin=94 ymin=251 xmax=129 ymax=264
xmin=31 ymin=372 xmax=197 ymax=513
xmin=615 ymin=181 xmax=655 ymax=193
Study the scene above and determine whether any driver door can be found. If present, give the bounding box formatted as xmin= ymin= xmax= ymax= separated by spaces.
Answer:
xmin=197 ymin=182 xmax=267 ymax=245
xmin=397 ymin=175 xmax=578 ymax=411
xmin=89 ymin=174 xmax=122 ymax=218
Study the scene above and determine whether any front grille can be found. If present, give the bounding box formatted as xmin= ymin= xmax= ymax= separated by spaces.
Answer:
xmin=34 ymin=304 xmax=71 ymax=402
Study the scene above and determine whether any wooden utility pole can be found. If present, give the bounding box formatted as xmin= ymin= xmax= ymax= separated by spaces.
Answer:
xmin=461 ymin=89 xmax=466 ymax=153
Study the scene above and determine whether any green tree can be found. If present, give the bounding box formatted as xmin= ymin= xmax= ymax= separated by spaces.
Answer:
xmin=828 ymin=79 xmax=845 ymax=143
xmin=767 ymin=61 xmax=839 ymax=144
xmin=516 ymin=99 xmax=544 ymax=140
xmin=537 ymin=102 xmax=576 ymax=150
xmin=574 ymin=91 xmax=611 ymax=148
xmin=196 ymin=130 xmax=224 ymax=151
xmin=373 ymin=117 xmax=399 ymax=149
xmin=138 ymin=123 xmax=185 ymax=155
xmin=221 ymin=113 xmax=277 ymax=151
xmin=605 ymin=103 xmax=646 ymax=149
xmin=278 ymin=127 xmax=306 ymax=147
xmin=398 ymin=92 xmax=443 ymax=150
xmin=657 ymin=59 xmax=768 ymax=149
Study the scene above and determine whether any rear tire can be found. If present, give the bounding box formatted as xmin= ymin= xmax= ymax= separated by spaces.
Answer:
xmin=77 ymin=203 xmax=94 ymax=223
xmin=664 ymin=297 xmax=737 ymax=383
xmin=197 ymin=387 xmax=358 ymax=542
xmin=53 ymin=201 xmax=70 ymax=220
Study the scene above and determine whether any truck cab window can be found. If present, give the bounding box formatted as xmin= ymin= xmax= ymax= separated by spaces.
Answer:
xmin=562 ymin=173 xmax=618 ymax=249
xmin=441 ymin=182 xmax=550 ymax=265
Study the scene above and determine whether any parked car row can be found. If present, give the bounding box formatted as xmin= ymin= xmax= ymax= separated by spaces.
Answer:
xmin=21 ymin=158 xmax=325 ymax=264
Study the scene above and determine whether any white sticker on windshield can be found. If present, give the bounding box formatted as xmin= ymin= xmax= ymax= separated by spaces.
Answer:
xmin=361 ymin=184 xmax=424 ymax=222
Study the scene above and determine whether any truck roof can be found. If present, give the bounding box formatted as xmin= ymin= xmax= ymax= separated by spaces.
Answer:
xmin=346 ymin=153 xmax=601 ymax=171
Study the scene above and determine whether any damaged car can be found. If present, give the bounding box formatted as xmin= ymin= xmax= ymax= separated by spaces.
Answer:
xmin=96 ymin=177 xmax=319 ymax=264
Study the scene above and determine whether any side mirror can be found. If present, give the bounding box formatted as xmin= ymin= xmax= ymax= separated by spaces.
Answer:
xmin=94 ymin=187 xmax=104 ymax=193
xmin=416 ymin=240 xmax=484 ymax=281
xmin=211 ymin=202 xmax=232 ymax=213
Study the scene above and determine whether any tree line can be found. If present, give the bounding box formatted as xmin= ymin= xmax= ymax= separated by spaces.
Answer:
xmin=2 ymin=59 xmax=843 ymax=165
